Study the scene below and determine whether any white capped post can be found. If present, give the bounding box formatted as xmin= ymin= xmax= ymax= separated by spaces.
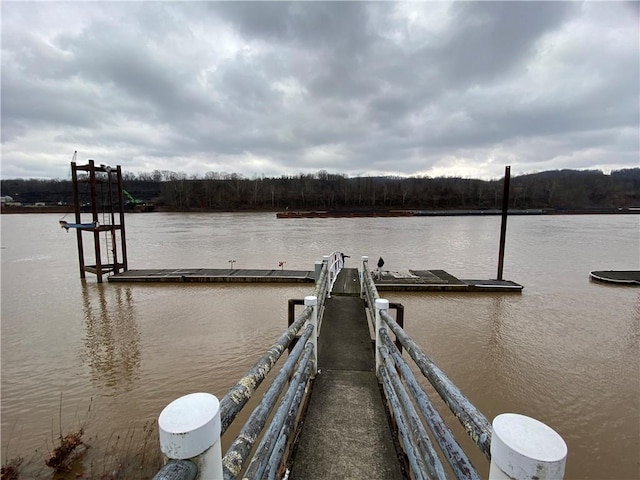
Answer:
xmin=304 ymin=295 xmax=318 ymax=378
xmin=158 ymin=393 xmax=223 ymax=480
xmin=374 ymin=298 xmax=389 ymax=377
xmin=489 ymin=413 xmax=567 ymax=480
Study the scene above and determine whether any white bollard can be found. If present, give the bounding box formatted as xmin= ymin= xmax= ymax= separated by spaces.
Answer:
xmin=304 ymin=295 xmax=318 ymax=378
xmin=374 ymin=298 xmax=389 ymax=376
xmin=489 ymin=413 xmax=567 ymax=480
xmin=158 ymin=392 xmax=223 ymax=480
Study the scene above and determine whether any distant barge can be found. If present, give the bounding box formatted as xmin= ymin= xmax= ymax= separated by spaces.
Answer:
xmin=276 ymin=208 xmax=640 ymax=218
xmin=276 ymin=209 xmax=413 ymax=218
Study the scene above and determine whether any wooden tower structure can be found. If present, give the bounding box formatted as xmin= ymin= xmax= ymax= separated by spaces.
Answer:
xmin=68 ymin=159 xmax=128 ymax=283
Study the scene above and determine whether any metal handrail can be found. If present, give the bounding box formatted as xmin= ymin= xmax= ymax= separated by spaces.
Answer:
xmin=222 ymin=324 xmax=315 ymax=478
xmin=380 ymin=309 xmax=492 ymax=459
xmin=326 ymin=251 xmax=345 ymax=294
xmin=360 ymin=257 xmax=379 ymax=330
xmin=221 ymin=259 xmax=335 ymax=479
xmin=380 ymin=329 xmax=480 ymax=479
xmin=219 ymin=306 xmax=312 ymax=434
xmin=153 ymin=308 xmax=313 ymax=480
xmin=379 ymin=359 xmax=438 ymax=480
xmin=262 ymin=358 xmax=313 ymax=480
xmin=360 ymin=257 xmax=492 ymax=479
xmin=243 ymin=342 xmax=315 ymax=478
xmin=313 ymin=261 xmax=329 ymax=317
xmin=153 ymin=460 xmax=197 ymax=480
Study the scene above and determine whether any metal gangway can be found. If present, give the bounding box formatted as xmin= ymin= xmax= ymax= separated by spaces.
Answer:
xmin=153 ymin=253 xmax=566 ymax=480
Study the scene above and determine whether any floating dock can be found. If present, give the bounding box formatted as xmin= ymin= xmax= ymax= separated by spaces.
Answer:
xmin=108 ymin=267 xmax=523 ymax=292
xmin=374 ymin=269 xmax=523 ymax=292
xmin=108 ymin=268 xmax=316 ymax=283
xmin=589 ymin=270 xmax=640 ymax=285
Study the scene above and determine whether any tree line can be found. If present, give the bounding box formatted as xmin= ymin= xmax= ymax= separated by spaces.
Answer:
xmin=2 ymin=168 xmax=639 ymax=211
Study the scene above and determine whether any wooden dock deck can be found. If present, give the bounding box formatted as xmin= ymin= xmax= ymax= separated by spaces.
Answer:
xmin=290 ymin=268 xmax=404 ymax=478
xmin=376 ymin=269 xmax=523 ymax=292
xmin=108 ymin=268 xmax=315 ymax=283
xmin=108 ymin=267 xmax=523 ymax=291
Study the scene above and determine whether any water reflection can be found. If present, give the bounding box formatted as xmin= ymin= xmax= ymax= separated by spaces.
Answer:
xmin=486 ymin=297 xmax=507 ymax=375
xmin=487 ymin=296 xmax=509 ymax=364
xmin=80 ymin=282 xmax=140 ymax=391
xmin=484 ymin=295 xmax=532 ymax=410
xmin=629 ymin=296 xmax=640 ymax=352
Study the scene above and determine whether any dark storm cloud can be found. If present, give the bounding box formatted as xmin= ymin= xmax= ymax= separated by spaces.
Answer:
xmin=431 ymin=2 xmax=577 ymax=84
xmin=1 ymin=1 xmax=638 ymax=179
xmin=214 ymin=2 xmax=372 ymax=50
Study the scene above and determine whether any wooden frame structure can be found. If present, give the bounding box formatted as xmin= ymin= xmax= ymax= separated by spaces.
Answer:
xmin=70 ymin=160 xmax=128 ymax=283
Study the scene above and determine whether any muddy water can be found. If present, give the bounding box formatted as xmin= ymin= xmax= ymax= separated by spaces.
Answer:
xmin=1 ymin=213 xmax=638 ymax=479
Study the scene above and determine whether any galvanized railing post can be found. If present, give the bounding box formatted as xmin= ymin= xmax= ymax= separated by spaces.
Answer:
xmin=312 ymin=260 xmax=328 ymax=316
xmin=360 ymin=256 xmax=368 ymax=299
xmin=489 ymin=413 xmax=567 ymax=480
xmin=304 ymin=295 xmax=318 ymax=378
xmin=323 ymin=256 xmax=330 ymax=297
xmin=374 ymin=298 xmax=389 ymax=377
xmin=157 ymin=393 xmax=222 ymax=480
xmin=325 ymin=251 xmax=344 ymax=294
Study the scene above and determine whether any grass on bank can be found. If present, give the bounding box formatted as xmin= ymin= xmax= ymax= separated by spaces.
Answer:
xmin=2 ymin=395 xmax=162 ymax=480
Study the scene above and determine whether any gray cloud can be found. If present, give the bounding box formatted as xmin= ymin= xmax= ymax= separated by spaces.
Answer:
xmin=1 ymin=1 xmax=638 ymax=180
xmin=431 ymin=2 xmax=577 ymax=84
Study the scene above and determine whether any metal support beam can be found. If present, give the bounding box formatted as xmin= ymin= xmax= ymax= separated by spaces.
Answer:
xmin=71 ymin=161 xmax=85 ymax=279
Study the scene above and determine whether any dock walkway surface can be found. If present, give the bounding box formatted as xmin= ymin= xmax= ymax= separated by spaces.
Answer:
xmin=290 ymin=268 xmax=403 ymax=479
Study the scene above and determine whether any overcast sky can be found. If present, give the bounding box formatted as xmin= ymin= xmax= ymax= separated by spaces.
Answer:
xmin=1 ymin=1 xmax=638 ymax=180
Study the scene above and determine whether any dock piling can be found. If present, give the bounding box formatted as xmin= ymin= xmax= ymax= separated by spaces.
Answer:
xmin=497 ymin=165 xmax=511 ymax=281
xmin=489 ymin=413 xmax=567 ymax=479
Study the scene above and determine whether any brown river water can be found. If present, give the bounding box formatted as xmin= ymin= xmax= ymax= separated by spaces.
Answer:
xmin=1 ymin=213 xmax=638 ymax=479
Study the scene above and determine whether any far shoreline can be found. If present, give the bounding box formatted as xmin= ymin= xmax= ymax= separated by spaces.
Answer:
xmin=1 ymin=205 xmax=638 ymax=216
